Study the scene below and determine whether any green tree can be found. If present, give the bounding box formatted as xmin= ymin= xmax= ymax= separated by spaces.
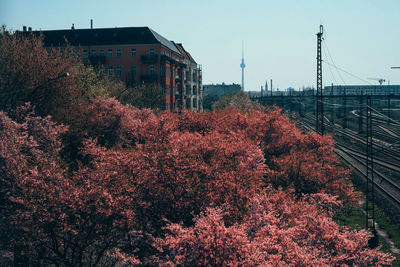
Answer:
xmin=78 ymin=64 xmax=124 ymax=98
xmin=212 ymin=91 xmax=254 ymax=110
xmin=114 ymin=83 xmax=165 ymax=110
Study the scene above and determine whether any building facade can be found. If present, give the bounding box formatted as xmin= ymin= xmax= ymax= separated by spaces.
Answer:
xmin=21 ymin=26 xmax=202 ymax=111
xmin=173 ymin=42 xmax=202 ymax=111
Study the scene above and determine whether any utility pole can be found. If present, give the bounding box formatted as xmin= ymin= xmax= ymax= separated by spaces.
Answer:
xmin=366 ymin=95 xmax=378 ymax=248
xmin=343 ymin=89 xmax=347 ymax=128
xmin=358 ymin=94 xmax=363 ymax=134
xmin=316 ymin=25 xmax=324 ymax=135
xmin=387 ymin=94 xmax=391 ymax=124
xmin=330 ymin=83 xmax=334 ymax=124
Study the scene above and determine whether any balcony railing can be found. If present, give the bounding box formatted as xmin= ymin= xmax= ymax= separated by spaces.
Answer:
xmin=141 ymin=54 xmax=158 ymax=63
xmin=160 ymin=55 xmax=179 ymax=65
xmin=140 ymin=74 xmax=158 ymax=82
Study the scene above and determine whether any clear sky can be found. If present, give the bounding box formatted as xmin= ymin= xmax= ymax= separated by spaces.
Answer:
xmin=1 ymin=0 xmax=400 ymax=91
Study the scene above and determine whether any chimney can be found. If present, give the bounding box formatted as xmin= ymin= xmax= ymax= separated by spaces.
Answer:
xmin=23 ymin=26 xmax=27 ymax=32
xmin=28 ymin=27 xmax=32 ymax=32
xmin=71 ymin=24 xmax=75 ymax=30
xmin=90 ymin=19 xmax=93 ymax=29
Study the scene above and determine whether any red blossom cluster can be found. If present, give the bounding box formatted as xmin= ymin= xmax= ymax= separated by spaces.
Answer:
xmin=148 ymin=190 xmax=392 ymax=266
xmin=0 ymin=98 xmax=393 ymax=265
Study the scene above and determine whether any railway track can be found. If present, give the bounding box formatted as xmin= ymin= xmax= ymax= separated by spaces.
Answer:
xmin=301 ymin=114 xmax=400 ymax=160
xmin=335 ymin=146 xmax=400 ymax=206
xmin=336 ymin=144 xmax=400 ymax=174
xmin=294 ymin=114 xmax=400 ymax=208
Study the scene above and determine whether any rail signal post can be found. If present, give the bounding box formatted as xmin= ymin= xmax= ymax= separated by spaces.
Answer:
xmin=316 ymin=25 xmax=324 ymax=135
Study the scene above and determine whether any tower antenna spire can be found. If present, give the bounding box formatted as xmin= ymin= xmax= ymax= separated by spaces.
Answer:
xmin=240 ymin=41 xmax=246 ymax=91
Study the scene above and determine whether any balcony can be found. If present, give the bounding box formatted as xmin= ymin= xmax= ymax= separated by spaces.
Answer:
xmin=160 ymin=55 xmax=171 ymax=62
xmin=141 ymin=54 xmax=158 ymax=63
xmin=89 ymin=55 xmax=106 ymax=65
xmin=178 ymin=62 xmax=187 ymax=68
xmin=140 ymin=74 xmax=158 ymax=82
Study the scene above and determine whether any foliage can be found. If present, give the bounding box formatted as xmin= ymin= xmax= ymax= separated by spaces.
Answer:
xmin=78 ymin=64 xmax=123 ymax=99
xmin=212 ymin=91 xmax=254 ymax=110
xmin=113 ymin=83 xmax=165 ymax=110
xmin=0 ymin=106 xmax=135 ymax=266
xmin=0 ymin=31 xmax=125 ymax=126
xmin=0 ymin=100 xmax=394 ymax=265
xmin=0 ymin=32 xmax=83 ymax=122
xmin=202 ymin=93 xmax=219 ymax=111
xmin=148 ymin=190 xmax=393 ymax=266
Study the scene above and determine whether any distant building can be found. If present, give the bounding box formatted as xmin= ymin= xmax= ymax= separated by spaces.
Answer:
xmin=19 ymin=26 xmax=202 ymax=111
xmin=323 ymin=85 xmax=400 ymax=96
xmin=203 ymin=83 xmax=241 ymax=98
xmin=286 ymin=87 xmax=295 ymax=94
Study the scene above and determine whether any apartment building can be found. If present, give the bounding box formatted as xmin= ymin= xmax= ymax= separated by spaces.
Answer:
xmin=21 ymin=25 xmax=202 ymax=111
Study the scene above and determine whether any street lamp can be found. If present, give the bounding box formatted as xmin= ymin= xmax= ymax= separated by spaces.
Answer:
xmin=28 ymin=72 xmax=69 ymax=100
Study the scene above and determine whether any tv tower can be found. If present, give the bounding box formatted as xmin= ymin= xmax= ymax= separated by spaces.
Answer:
xmin=240 ymin=41 xmax=246 ymax=91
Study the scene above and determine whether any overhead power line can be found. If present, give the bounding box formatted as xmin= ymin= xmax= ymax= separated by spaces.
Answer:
xmin=322 ymin=60 xmax=374 ymax=85
xmin=322 ymin=40 xmax=347 ymax=85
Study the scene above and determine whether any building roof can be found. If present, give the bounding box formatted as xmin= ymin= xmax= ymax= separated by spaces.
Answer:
xmin=148 ymin=28 xmax=182 ymax=56
xmin=173 ymin=42 xmax=196 ymax=64
xmin=24 ymin=26 xmax=182 ymax=56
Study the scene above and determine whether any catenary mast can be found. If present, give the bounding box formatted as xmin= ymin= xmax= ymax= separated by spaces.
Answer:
xmin=240 ymin=41 xmax=246 ymax=91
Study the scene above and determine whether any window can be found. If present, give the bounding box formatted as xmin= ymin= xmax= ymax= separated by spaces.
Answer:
xmin=74 ymin=50 xmax=80 ymax=57
xmin=83 ymin=50 xmax=88 ymax=58
xmin=149 ymin=65 xmax=155 ymax=76
xmin=108 ymin=66 xmax=113 ymax=77
xmin=116 ymin=48 xmax=121 ymax=58
xmin=131 ymin=65 xmax=136 ymax=77
xmin=116 ymin=66 xmax=122 ymax=77
xmin=160 ymin=65 xmax=164 ymax=76
xmin=149 ymin=48 xmax=155 ymax=55
xmin=131 ymin=48 xmax=136 ymax=57
xmin=108 ymin=49 xmax=113 ymax=58
xmin=99 ymin=50 xmax=105 ymax=57
xmin=91 ymin=49 xmax=96 ymax=57
xmin=166 ymin=66 xmax=170 ymax=77
xmin=67 ymin=50 xmax=72 ymax=57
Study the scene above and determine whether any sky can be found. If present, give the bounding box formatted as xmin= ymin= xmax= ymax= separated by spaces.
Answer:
xmin=1 ymin=0 xmax=400 ymax=92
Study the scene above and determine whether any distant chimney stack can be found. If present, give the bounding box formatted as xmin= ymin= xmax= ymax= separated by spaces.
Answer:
xmin=28 ymin=27 xmax=32 ymax=32
xmin=23 ymin=26 xmax=27 ymax=32
xmin=90 ymin=19 xmax=93 ymax=29
xmin=71 ymin=24 xmax=75 ymax=30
